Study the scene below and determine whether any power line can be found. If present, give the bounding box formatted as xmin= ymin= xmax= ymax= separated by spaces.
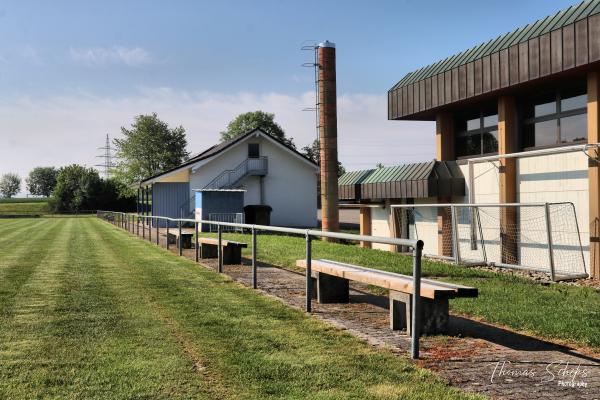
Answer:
xmin=95 ymin=134 xmax=116 ymax=179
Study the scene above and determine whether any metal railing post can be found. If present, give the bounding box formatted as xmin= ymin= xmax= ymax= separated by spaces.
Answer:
xmin=195 ymin=221 xmax=199 ymax=262
xmin=156 ymin=219 xmax=159 ymax=246
xmin=544 ymin=203 xmax=556 ymax=281
xmin=218 ymin=225 xmax=223 ymax=273
xmin=451 ymin=205 xmax=460 ymax=263
xmin=305 ymin=232 xmax=312 ymax=312
xmin=142 ymin=217 xmax=145 ymax=239
xmin=178 ymin=220 xmax=183 ymax=256
xmin=166 ymin=223 xmax=170 ymax=249
xmin=136 ymin=216 xmax=139 ymax=236
xmin=149 ymin=218 xmax=152 ymax=242
xmin=411 ymin=240 xmax=424 ymax=360
xmin=252 ymin=227 xmax=257 ymax=289
xmin=475 ymin=207 xmax=487 ymax=264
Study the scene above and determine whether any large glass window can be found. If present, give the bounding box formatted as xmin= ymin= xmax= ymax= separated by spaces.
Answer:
xmin=455 ymin=111 xmax=498 ymax=157
xmin=522 ymin=86 xmax=587 ymax=149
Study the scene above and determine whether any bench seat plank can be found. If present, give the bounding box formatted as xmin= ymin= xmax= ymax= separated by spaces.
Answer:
xmin=198 ymin=237 xmax=247 ymax=248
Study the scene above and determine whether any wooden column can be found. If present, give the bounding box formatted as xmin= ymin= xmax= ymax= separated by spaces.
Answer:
xmin=359 ymin=207 xmax=372 ymax=248
xmin=436 ymin=113 xmax=454 ymax=257
xmin=588 ymin=71 xmax=600 ymax=279
xmin=498 ymin=96 xmax=518 ymax=265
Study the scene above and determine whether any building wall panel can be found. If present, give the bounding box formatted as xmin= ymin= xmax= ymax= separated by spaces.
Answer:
xmin=529 ymin=37 xmax=540 ymax=80
xmin=500 ymin=49 xmax=509 ymax=88
xmin=576 ymin=19 xmax=588 ymax=66
xmin=563 ymin=24 xmax=575 ymax=70
xmin=518 ymin=42 xmax=529 ymax=82
xmin=483 ymin=55 xmax=492 ymax=92
xmin=540 ymin=33 xmax=551 ymax=76
xmin=474 ymin=58 xmax=483 ymax=95
xmin=551 ymin=29 xmax=563 ymax=74
xmin=590 ymin=13 xmax=600 ymax=62
xmin=467 ymin=61 xmax=475 ymax=97
xmin=509 ymin=45 xmax=519 ymax=85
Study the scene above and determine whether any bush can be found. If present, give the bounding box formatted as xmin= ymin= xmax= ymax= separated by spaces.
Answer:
xmin=52 ymin=165 xmax=135 ymax=213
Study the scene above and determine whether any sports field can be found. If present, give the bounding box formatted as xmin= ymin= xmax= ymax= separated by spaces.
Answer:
xmin=0 ymin=217 xmax=477 ymax=399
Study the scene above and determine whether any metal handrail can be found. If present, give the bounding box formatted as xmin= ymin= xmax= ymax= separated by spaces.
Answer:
xmin=97 ymin=209 xmax=424 ymax=359
xmin=203 ymin=157 xmax=268 ymax=189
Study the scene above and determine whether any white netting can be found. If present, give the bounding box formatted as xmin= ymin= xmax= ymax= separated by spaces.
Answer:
xmin=397 ymin=203 xmax=587 ymax=280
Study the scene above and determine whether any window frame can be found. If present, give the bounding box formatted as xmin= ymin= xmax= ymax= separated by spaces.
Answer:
xmin=248 ymin=143 xmax=260 ymax=158
xmin=522 ymin=90 xmax=587 ymax=151
xmin=455 ymin=111 xmax=499 ymax=159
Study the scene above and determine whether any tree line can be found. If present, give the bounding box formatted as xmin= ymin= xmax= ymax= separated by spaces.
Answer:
xmin=0 ymin=110 xmax=346 ymax=212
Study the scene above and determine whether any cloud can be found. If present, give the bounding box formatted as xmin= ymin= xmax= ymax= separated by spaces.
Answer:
xmin=0 ymin=89 xmax=434 ymax=194
xmin=70 ymin=46 xmax=153 ymax=67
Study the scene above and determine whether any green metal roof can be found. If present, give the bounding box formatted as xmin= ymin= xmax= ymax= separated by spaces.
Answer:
xmin=338 ymin=169 xmax=374 ymax=185
xmin=392 ymin=0 xmax=600 ymax=90
xmin=361 ymin=161 xmax=436 ymax=184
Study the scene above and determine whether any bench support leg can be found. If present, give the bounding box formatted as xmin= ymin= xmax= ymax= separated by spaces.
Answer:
xmin=389 ymin=291 xmax=449 ymax=335
xmin=222 ymin=247 xmax=242 ymax=265
xmin=178 ymin=235 xmax=192 ymax=249
xmin=200 ymin=244 xmax=218 ymax=259
xmin=316 ymin=272 xmax=349 ymax=303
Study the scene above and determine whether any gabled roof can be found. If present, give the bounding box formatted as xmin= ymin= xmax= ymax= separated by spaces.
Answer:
xmin=140 ymin=128 xmax=316 ymax=186
xmin=389 ymin=0 xmax=600 ymax=120
xmin=339 ymin=161 xmax=464 ymax=200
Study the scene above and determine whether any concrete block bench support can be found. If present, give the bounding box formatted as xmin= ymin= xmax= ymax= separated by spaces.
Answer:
xmin=389 ymin=290 xmax=449 ymax=335
xmin=316 ymin=272 xmax=349 ymax=303
xmin=199 ymin=238 xmax=247 ymax=265
xmin=167 ymin=232 xmax=193 ymax=249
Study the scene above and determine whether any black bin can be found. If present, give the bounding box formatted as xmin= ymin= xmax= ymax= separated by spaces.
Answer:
xmin=244 ymin=205 xmax=272 ymax=226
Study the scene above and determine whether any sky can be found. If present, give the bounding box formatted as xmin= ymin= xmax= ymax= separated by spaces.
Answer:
xmin=0 ymin=0 xmax=580 ymax=194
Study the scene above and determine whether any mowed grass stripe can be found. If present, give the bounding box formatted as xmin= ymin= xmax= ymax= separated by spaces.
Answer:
xmin=20 ymin=218 xmax=210 ymax=399
xmin=0 ymin=218 xmax=48 ymax=249
xmin=0 ymin=220 xmax=74 ymax=398
xmin=81 ymin=218 xmax=220 ymax=399
xmin=0 ymin=219 xmax=65 ymax=310
xmin=92 ymin=218 xmax=479 ymax=400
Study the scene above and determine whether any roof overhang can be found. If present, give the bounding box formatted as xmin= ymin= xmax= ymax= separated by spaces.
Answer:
xmin=389 ymin=0 xmax=600 ymax=120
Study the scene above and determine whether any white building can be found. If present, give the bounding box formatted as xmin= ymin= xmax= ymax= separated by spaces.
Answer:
xmin=139 ymin=128 xmax=318 ymax=228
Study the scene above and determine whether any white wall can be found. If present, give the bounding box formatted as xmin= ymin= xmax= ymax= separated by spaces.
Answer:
xmin=371 ymin=205 xmax=391 ymax=251
xmin=189 ymin=133 xmax=318 ymax=227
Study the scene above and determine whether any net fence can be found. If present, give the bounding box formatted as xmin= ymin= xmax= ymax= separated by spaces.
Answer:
xmin=393 ymin=203 xmax=587 ymax=280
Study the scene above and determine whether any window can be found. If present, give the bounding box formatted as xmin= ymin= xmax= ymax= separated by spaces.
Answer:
xmin=455 ymin=111 xmax=499 ymax=157
xmin=248 ymin=143 xmax=260 ymax=158
xmin=522 ymin=86 xmax=587 ymax=149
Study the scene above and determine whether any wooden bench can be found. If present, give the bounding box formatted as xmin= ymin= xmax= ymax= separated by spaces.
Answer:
xmin=296 ymin=259 xmax=478 ymax=335
xmin=199 ymin=238 xmax=248 ymax=264
xmin=165 ymin=230 xmax=194 ymax=249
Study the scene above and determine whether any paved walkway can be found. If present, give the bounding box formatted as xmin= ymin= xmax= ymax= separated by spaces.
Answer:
xmin=127 ymin=222 xmax=600 ymax=399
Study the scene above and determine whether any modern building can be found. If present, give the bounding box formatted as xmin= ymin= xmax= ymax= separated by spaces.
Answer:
xmin=138 ymin=128 xmax=318 ymax=228
xmin=342 ymin=0 xmax=600 ymax=279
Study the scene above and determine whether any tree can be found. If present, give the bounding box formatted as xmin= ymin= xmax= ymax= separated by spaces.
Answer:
xmin=301 ymin=139 xmax=346 ymax=176
xmin=220 ymin=111 xmax=296 ymax=148
xmin=113 ymin=113 xmax=189 ymax=196
xmin=0 ymin=173 xmax=21 ymax=198
xmin=26 ymin=167 xmax=58 ymax=197
xmin=52 ymin=165 xmax=102 ymax=212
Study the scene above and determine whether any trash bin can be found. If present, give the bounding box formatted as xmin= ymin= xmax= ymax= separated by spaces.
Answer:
xmin=244 ymin=205 xmax=272 ymax=226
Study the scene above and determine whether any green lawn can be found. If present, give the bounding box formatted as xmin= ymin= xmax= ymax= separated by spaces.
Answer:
xmin=210 ymin=231 xmax=600 ymax=350
xmin=0 ymin=200 xmax=49 ymax=215
xmin=0 ymin=217 xmax=478 ymax=400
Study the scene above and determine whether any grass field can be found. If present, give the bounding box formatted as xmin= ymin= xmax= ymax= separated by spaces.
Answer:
xmin=0 ymin=217 xmax=479 ymax=400
xmin=207 ymin=231 xmax=600 ymax=350
xmin=0 ymin=199 xmax=49 ymax=215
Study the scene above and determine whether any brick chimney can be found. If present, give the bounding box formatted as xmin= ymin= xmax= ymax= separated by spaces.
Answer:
xmin=318 ymin=40 xmax=339 ymax=236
